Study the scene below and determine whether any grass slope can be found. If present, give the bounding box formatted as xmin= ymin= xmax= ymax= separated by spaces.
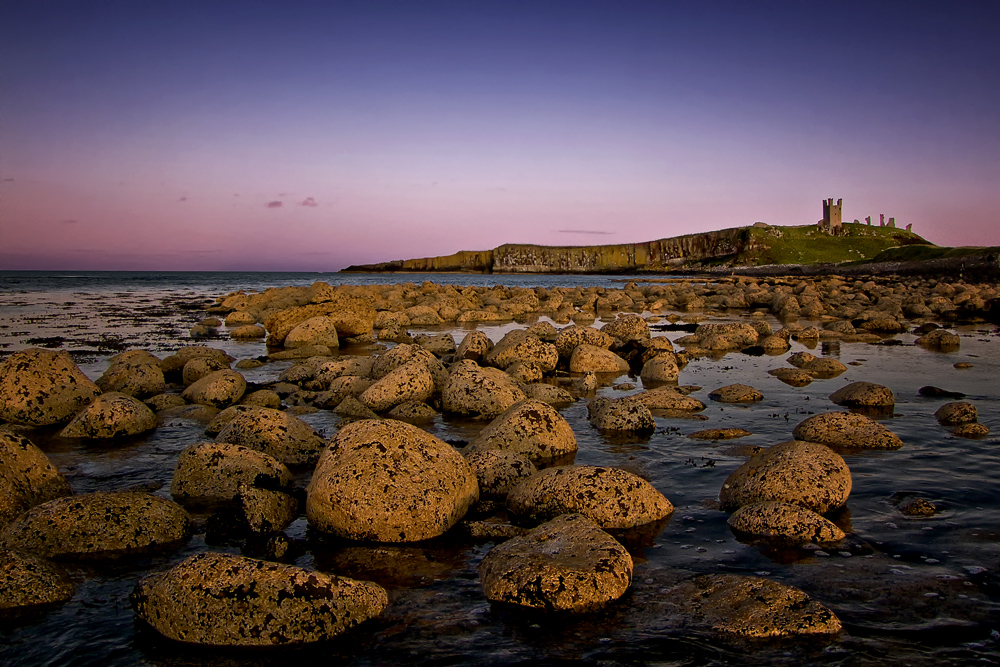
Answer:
xmin=870 ymin=244 xmax=1000 ymax=262
xmin=739 ymin=223 xmax=930 ymax=265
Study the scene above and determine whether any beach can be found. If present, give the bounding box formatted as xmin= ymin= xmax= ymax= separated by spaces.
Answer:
xmin=1 ymin=271 xmax=998 ymax=665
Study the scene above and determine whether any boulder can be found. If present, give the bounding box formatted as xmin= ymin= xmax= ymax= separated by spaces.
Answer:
xmin=334 ymin=396 xmax=380 ymax=420
xmin=0 ymin=349 xmax=100 ymax=426
xmin=934 ymin=401 xmax=978 ymax=425
xmin=708 ymin=384 xmax=764 ymax=403
xmin=131 ymin=552 xmax=387 ymax=646
xmin=693 ymin=322 xmax=759 ymax=350
xmin=665 ymin=574 xmax=841 ymax=638
xmin=768 ymin=368 xmax=815 ymax=387
xmin=829 ymin=382 xmax=894 ymax=408
xmin=224 ymin=311 xmax=257 ymax=326
xmin=588 ymin=397 xmax=655 ymax=432
xmin=181 ymin=369 xmax=247 ymax=409
xmin=522 ymin=383 xmax=575 ymax=408
xmin=181 ymin=357 xmax=229 ymax=386
xmin=634 ymin=387 xmax=705 ymax=411
xmin=386 ymin=401 xmax=438 ymax=424
xmin=240 ymin=389 xmax=282 ymax=409
xmin=284 ymin=315 xmax=340 ymax=349
xmin=728 ymin=501 xmax=845 ymax=544
xmin=639 ymin=355 xmax=680 ymax=383
xmin=506 ymin=465 xmax=673 ymax=529
xmin=2 ymin=491 xmax=191 ymax=560
xmin=915 ymin=328 xmax=961 ymax=349
xmin=454 ymin=330 xmax=494 ymax=362
xmin=306 ymin=419 xmax=478 ymax=542
xmin=953 ymin=422 xmax=990 ymax=438
xmin=237 ymin=484 xmax=298 ymax=533
xmin=170 ymin=441 xmax=292 ymax=507
xmin=800 ymin=357 xmax=847 ymax=378
xmin=96 ymin=353 xmax=166 ymax=398
xmin=688 ymin=428 xmax=751 ymax=440
xmin=161 ymin=346 xmax=234 ymax=380
xmin=314 ymin=375 xmax=374 ymax=408
xmin=413 ymin=333 xmax=456 ymax=356
xmin=464 ymin=450 xmax=537 ymax=500
xmin=359 ymin=360 xmax=435 ymax=413
xmin=600 ymin=314 xmax=650 ymax=344
xmin=0 ymin=550 xmax=74 ymax=616
xmin=569 ymin=344 xmax=629 ymax=373
xmin=59 ymin=392 xmax=157 ymax=439
xmin=442 ymin=360 xmax=527 ymax=419
xmin=215 ymin=407 xmax=325 ymax=466
xmin=478 ymin=513 xmax=633 ymax=613
xmin=264 ymin=298 xmax=375 ymax=345
xmin=314 ymin=356 xmax=376 ymax=385
xmin=554 ymin=325 xmax=614 ymax=360
xmin=506 ymin=361 xmax=543 ymax=384
xmin=464 ymin=399 xmax=577 ymax=465
xmin=0 ymin=431 xmax=72 ymax=528
xmin=370 ymin=344 xmax=447 ymax=391
xmin=484 ymin=330 xmax=558 ymax=373
xmin=719 ymin=440 xmax=851 ymax=514
xmin=792 ymin=411 xmax=904 ymax=450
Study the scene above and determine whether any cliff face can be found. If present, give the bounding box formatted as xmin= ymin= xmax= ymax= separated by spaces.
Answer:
xmin=344 ymin=228 xmax=750 ymax=274
xmin=340 ymin=223 xmax=931 ymax=274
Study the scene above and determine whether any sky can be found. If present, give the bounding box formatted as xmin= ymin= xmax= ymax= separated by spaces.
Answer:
xmin=2 ymin=1 xmax=999 ymax=271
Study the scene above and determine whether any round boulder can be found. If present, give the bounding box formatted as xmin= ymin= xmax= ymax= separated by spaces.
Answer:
xmin=170 ymin=441 xmax=293 ymax=507
xmin=306 ymin=419 xmax=479 ymax=542
xmin=96 ymin=352 xmax=165 ymax=398
xmin=719 ymin=440 xmax=851 ymax=514
xmin=709 ymin=384 xmax=764 ymax=403
xmin=2 ymin=491 xmax=191 ymax=560
xmin=181 ymin=369 xmax=247 ymax=409
xmin=284 ymin=316 xmax=340 ymax=349
xmin=0 ymin=431 xmax=72 ymax=528
xmin=934 ymin=401 xmax=977 ymax=425
xmin=568 ymin=344 xmax=629 ymax=373
xmin=554 ymin=325 xmax=614 ymax=360
xmin=131 ymin=552 xmax=387 ymax=646
xmin=59 ymin=392 xmax=157 ymax=439
xmin=464 ymin=450 xmax=538 ymax=500
xmin=0 ymin=549 xmax=74 ymax=616
xmin=442 ymin=360 xmax=527 ymax=419
xmin=728 ymin=501 xmax=845 ymax=544
xmin=588 ymin=397 xmax=655 ymax=432
xmin=454 ymin=330 xmax=494 ymax=362
xmin=792 ymin=411 xmax=904 ymax=451
xmin=478 ymin=513 xmax=633 ymax=613
xmin=484 ymin=330 xmax=558 ymax=373
xmin=359 ymin=360 xmax=435 ymax=413
xmin=506 ymin=465 xmax=673 ymax=530
xmin=215 ymin=407 xmax=324 ymax=466
xmin=829 ymin=382 xmax=894 ymax=408
xmin=600 ymin=314 xmax=650 ymax=344
xmin=464 ymin=399 xmax=577 ymax=465
xmin=0 ymin=348 xmax=101 ymax=426
xmin=639 ymin=355 xmax=680 ymax=383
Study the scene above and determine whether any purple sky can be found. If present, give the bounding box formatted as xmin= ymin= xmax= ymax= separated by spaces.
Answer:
xmin=2 ymin=1 xmax=999 ymax=271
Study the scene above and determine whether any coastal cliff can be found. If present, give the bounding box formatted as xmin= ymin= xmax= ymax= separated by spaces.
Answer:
xmin=342 ymin=223 xmax=929 ymax=274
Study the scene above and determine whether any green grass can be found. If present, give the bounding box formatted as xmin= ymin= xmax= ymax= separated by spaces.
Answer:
xmin=869 ymin=245 xmax=1000 ymax=262
xmin=740 ymin=223 xmax=931 ymax=265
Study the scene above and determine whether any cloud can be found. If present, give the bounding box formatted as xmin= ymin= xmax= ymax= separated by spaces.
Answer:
xmin=2 ymin=178 xmax=13 ymax=182
xmin=557 ymin=230 xmax=614 ymax=235
xmin=178 ymin=196 xmax=188 ymax=202
xmin=58 ymin=219 xmax=79 ymax=225
xmin=300 ymin=197 xmax=318 ymax=207
xmin=266 ymin=200 xmax=283 ymax=208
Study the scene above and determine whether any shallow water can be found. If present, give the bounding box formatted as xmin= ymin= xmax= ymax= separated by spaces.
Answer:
xmin=1 ymin=272 xmax=999 ymax=666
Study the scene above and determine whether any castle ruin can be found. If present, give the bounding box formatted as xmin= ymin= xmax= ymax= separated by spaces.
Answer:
xmin=818 ymin=198 xmax=843 ymax=233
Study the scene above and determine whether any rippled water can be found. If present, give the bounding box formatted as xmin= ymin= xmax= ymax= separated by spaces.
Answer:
xmin=1 ymin=272 xmax=998 ymax=666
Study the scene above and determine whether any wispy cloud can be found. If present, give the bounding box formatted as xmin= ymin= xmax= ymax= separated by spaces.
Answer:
xmin=266 ymin=200 xmax=283 ymax=208
xmin=178 ymin=196 xmax=188 ymax=202
xmin=557 ymin=229 xmax=614 ymax=235
xmin=300 ymin=197 xmax=318 ymax=207
xmin=59 ymin=219 xmax=79 ymax=225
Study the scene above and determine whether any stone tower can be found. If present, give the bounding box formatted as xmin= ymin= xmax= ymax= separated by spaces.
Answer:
xmin=821 ymin=198 xmax=843 ymax=231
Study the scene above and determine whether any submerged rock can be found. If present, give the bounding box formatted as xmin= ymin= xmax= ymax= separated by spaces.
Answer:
xmin=588 ymin=397 xmax=655 ymax=433
xmin=0 ymin=348 xmax=100 ymax=427
xmin=478 ymin=513 xmax=633 ymax=613
xmin=666 ymin=574 xmax=842 ymax=638
xmin=131 ymin=552 xmax=387 ymax=646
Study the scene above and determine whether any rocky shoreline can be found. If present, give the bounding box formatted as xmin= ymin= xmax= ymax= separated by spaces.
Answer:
xmin=1 ymin=273 xmax=998 ymax=660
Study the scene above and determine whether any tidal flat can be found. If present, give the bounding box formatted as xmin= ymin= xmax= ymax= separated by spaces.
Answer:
xmin=0 ymin=271 xmax=998 ymax=666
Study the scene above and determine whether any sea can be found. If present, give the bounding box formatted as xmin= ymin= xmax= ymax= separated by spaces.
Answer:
xmin=0 ymin=270 xmax=998 ymax=666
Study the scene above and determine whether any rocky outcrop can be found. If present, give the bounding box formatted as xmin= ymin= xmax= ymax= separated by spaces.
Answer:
xmin=478 ymin=513 xmax=633 ymax=612
xmin=131 ymin=552 xmax=387 ymax=646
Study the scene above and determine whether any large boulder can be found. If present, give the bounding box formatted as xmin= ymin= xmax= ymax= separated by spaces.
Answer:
xmin=359 ymin=360 xmax=435 ymax=413
xmin=0 ymin=549 xmax=74 ymax=616
xmin=829 ymin=382 xmax=894 ymax=408
xmin=264 ymin=297 xmax=375 ymax=345
xmin=306 ymin=419 xmax=478 ymax=542
xmin=131 ymin=552 xmax=387 ymax=646
xmin=665 ymin=574 xmax=842 ymax=638
xmin=464 ymin=399 xmax=577 ymax=465
xmin=792 ymin=412 xmax=904 ymax=450
xmin=442 ymin=360 xmax=527 ymax=419
xmin=0 ymin=431 xmax=72 ymax=528
xmin=639 ymin=355 xmax=680 ymax=383
xmin=506 ymin=465 xmax=673 ymax=529
xmin=454 ymin=330 xmax=494 ymax=362
xmin=484 ymin=330 xmax=558 ymax=373
xmin=170 ymin=441 xmax=293 ymax=507
xmin=59 ymin=392 xmax=157 ymax=439
xmin=464 ymin=450 xmax=537 ymax=501
xmin=588 ymin=397 xmax=655 ymax=432
xmin=370 ymin=344 xmax=447 ymax=392
xmin=160 ymin=346 xmax=234 ymax=380
xmin=728 ymin=501 xmax=845 ymax=544
xmin=284 ymin=316 xmax=340 ymax=349
xmin=719 ymin=440 xmax=851 ymax=514
xmin=478 ymin=513 xmax=633 ymax=613
xmin=554 ymin=325 xmax=615 ymax=360
xmin=2 ymin=491 xmax=191 ymax=560
xmin=215 ymin=407 xmax=324 ymax=466
xmin=692 ymin=322 xmax=759 ymax=350
xmin=934 ymin=401 xmax=978 ymax=425
xmin=0 ymin=349 xmax=100 ymax=426
xmin=96 ymin=351 xmax=165 ymax=398
xmin=568 ymin=344 xmax=629 ymax=373
xmin=181 ymin=369 xmax=247 ymax=409
xmin=600 ymin=314 xmax=650 ymax=345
